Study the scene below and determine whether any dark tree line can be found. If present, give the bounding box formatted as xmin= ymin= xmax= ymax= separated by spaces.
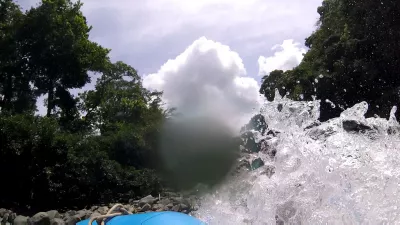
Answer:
xmin=260 ymin=0 xmax=400 ymax=121
xmin=0 ymin=0 xmax=169 ymax=213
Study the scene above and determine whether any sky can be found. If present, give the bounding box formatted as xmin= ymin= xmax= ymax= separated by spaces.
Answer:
xmin=17 ymin=0 xmax=322 ymax=129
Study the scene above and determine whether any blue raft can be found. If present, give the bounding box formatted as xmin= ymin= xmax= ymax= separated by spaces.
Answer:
xmin=77 ymin=211 xmax=206 ymax=225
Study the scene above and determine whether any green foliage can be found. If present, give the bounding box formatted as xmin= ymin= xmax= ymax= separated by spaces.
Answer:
xmin=19 ymin=0 xmax=110 ymax=117
xmin=0 ymin=114 xmax=163 ymax=212
xmin=79 ymin=61 xmax=164 ymax=169
xmin=0 ymin=0 xmax=166 ymax=213
xmin=260 ymin=0 xmax=400 ymax=121
xmin=0 ymin=0 xmax=36 ymax=114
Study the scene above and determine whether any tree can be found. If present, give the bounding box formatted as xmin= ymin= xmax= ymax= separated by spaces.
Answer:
xmin=260 ymin=0 xmax=400 ymax=121
xmin=19 ymin=0 xmax=109 ymax=117
xmin=0 ymin=0 xmax=167 ymax=214
xmin=80 ymin=61 xmax=165 ymax=168
xmin=0 ymin=0 xmax=36 ymax=114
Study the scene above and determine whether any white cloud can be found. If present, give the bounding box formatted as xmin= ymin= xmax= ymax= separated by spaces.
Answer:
xmin=18 ymin=0 xmax=323 ymax=119
xmin=143 ymin=37 xmax=263 ymax=131
xmin=258 ymin=39 xmax=307 ymax=76
xmin=19 ymin=0 xmax=322 ymax=78
xmin=77 ymin=0 xmax=321 ymax=44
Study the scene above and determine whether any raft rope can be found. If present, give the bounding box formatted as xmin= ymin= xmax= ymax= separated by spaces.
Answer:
xmin=88 ymin=204 xmax=132 ymax=225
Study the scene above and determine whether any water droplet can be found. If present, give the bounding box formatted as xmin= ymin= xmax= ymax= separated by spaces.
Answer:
xmin=319 ymin=74 xmax=324 ymax=78
xmin=325 ymin=99 xmax=336 ymax=108
xmin=326 ymin=166 xmax=334 ymax=173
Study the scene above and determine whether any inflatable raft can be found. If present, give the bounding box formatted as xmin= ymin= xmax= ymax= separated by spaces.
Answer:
xmin=77 ymin=211 xmax=206 ymax=225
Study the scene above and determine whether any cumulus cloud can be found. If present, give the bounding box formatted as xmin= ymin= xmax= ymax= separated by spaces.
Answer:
xmin=18 ymin=0 xmax=321 ymax=74
xmin=143 ymin=37 xmax=263 ymax=131
xmin=19 ymin=0 xmax=322 ymax=116
xmin=258 ymin=39 xmax=307 ymax=76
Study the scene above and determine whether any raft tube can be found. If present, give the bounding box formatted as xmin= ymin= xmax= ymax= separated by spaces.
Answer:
xmin=77 ymin=211 xmax=206 ymax=225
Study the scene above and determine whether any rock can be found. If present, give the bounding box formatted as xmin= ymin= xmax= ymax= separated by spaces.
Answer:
xmin=14 ymin=216 xmax=29 ymax=225
xmin=28 ymin=212 xmax=50 ymax=225
xmin=171 ymin=197 xmax=191 ymax=208
xmin=129 ymin=200 xmax=139 ymax=206
xmin=191 ymin=203 xmax=200 ymax=211
xmin=166 ymin=203 xmax=174 ymax=209
xmin=171 ymin=205 xmax=181 ymax=212
xmin=139 ymin=195 xmax=157 ymax=207
xmin=46 ymin=211 xmax=60 ymax=220
xmin=171 ymin=197 xmax=183 ymax=204
xmin=251 ymin=158 xmax=264 ymax=170
xmin=139 ymin=204 xmax=151 ymax=212
xmin=180 ymin=204 xmax=189 ymax=210
xmin=240 ymin=132 xmax=258 ymax=153
xmin=342 ymin=120 xmax=372 ymax=132
xmin=240 ymin=114 xmax=268 ymax=135
xmin=182 ymin=210 xmax=189 ymax=214
xmin=50 ymin=218 xmax=65 ymax=225
xmin=3 ymin=213 xmax=9 ymax=223
xmin=0 ymin=209 xmax=6 ymax=217
xmin=90 ymin=206 xmax=99 ymax=212
xmin=8 ymin=213 xmax=16 ymax=223
xmin=158 ymin=198 xmax=172 ymax=206
xmin=75 ymin=210 xmax=88 ymax=220
xmin=96 ymin=206 xmax=108 ymax=215
xmin=63 ymin=211 xmax=76 ymax=218
xmin=152 ymin=204 xmax=164 ymax=211
xmin=63 ymin=216 xmax=79 ymax=225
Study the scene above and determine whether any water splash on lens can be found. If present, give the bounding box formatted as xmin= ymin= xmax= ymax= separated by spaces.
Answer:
xmin=193 ymin=91 xmax=400 ymax=224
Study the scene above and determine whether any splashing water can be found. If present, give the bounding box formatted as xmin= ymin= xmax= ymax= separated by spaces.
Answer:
xmin=193 ymin=90 xmax=400 ymax=224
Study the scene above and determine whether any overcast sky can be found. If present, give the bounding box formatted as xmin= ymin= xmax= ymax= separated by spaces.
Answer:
xmin=18 ymin=0 xmax=322 ymax=129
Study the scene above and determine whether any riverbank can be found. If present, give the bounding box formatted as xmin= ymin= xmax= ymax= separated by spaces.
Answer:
xmin=0 ymin=192 xmax=201 ymax=225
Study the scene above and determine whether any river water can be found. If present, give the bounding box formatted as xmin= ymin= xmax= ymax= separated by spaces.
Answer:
xmin=194 ymin=91 xmax=400 ymax=224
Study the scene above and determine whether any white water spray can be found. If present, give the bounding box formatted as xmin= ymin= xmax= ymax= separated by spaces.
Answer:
xmin=194 ymin=90 xmax=400 ymax=224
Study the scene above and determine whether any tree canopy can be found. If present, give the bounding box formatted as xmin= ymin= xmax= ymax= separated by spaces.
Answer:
xmin=0 ymin=0 xmax=167 ymax=213
xmin=260 ymin=0 xmax=400 ymax=121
